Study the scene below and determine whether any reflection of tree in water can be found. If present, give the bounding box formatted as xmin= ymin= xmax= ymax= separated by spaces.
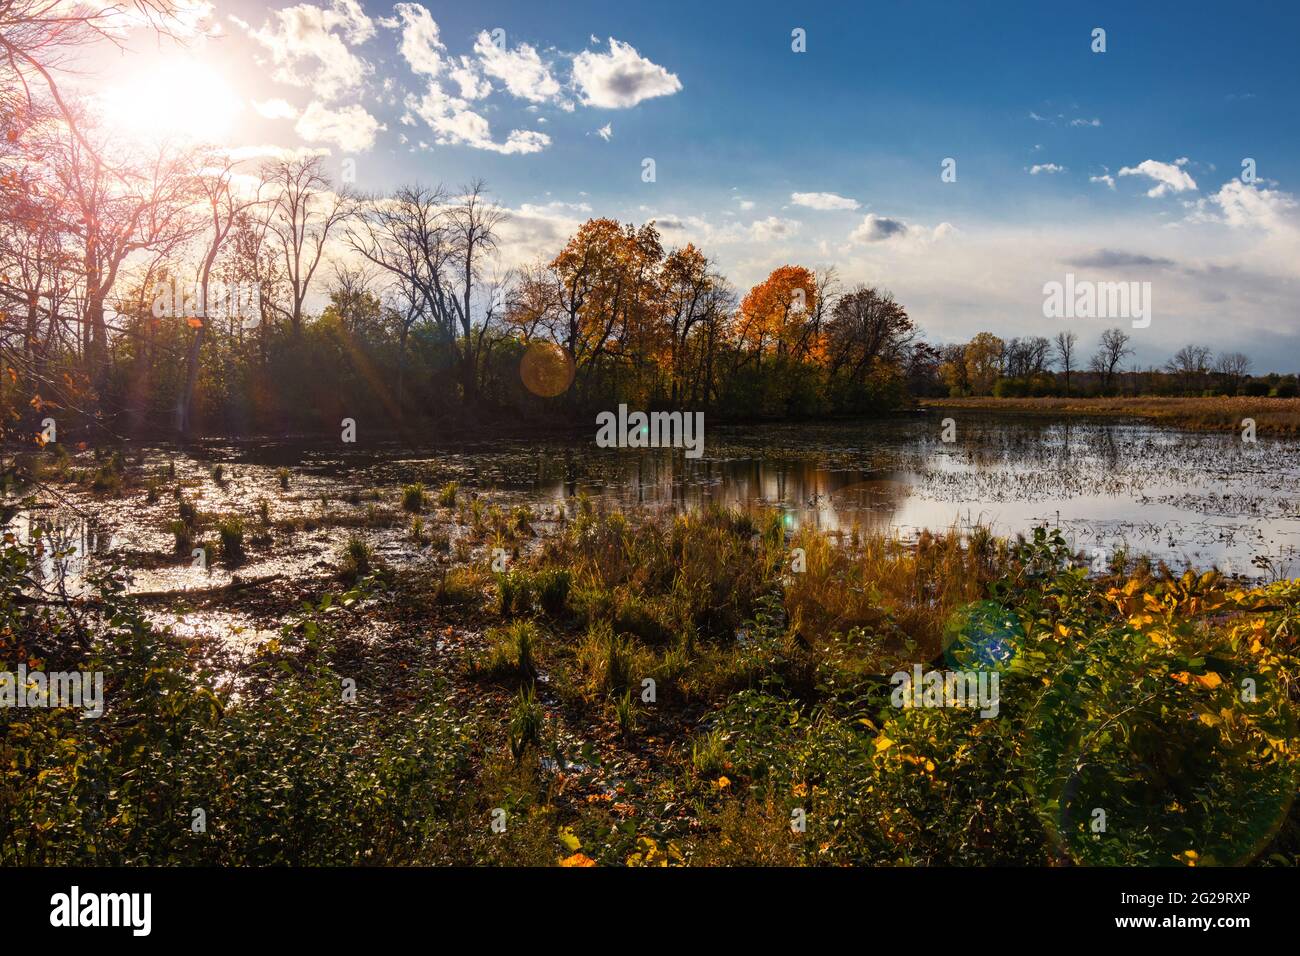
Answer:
xmin=535 ymin=447 xmax=911 ymax=532
xmin=7 ymin=511 xmax=111 ymax=596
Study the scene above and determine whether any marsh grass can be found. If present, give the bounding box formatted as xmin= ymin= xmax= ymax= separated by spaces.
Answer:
xmin=508 ymin=685 xmax=544 ymax=762
xmin=476 ymin=619 xmax=540 ymax=681
xmin=434 ymin=566 xmax=484 ymax=606
xmin=402 ymin=483 xmax=426 ymax=512
xmin=437 ymin=481 xmax=459 ymax=508
xmin=339 ymin=535 xmax=374 ymax=580
xmin=928 ymin=395 xmax=1300 ymax=435
xmin=216 ymin=517 xmax=246 ymax=564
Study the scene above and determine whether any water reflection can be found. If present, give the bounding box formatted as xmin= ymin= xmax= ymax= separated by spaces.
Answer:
xmin=531 ymin=454 xmax=915 ymax=534
xmin=5 ymin=510 xmax=115 ymax=596
xmin=7 ymin=413 xmax=1300 ymax=583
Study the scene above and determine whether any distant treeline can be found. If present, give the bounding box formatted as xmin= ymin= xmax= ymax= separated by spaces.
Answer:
xmin=927 ymin=330 xmax=1298 ymax=400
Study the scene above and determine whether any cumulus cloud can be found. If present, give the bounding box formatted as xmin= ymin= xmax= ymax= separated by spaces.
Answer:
xmin=473 ymin=31 xmax=562 ymax=104
xmin=244 ymin=0 xmax=374 ymax=101
xmin=448 ymin=56 xmax=491 ymax=99
xmin=295 ymin=100 xmax=384 ymax=152
xmin=1119 ymin=157 xmax=1197 ymax=197
xmin=1189 ymin=180 xmax=1299 ymax=232
xmin=495 ymin=200 xmax=589 ymax=267
xmin=595 ymin=123 xmax=613 ymax=141
xmin=392 ymin=2 xmax=444 ymax=77
xmin=1029 ymin=163 xmax=1065 ymax=175
xmin=407 ymin=85 xmax=550 ymax=155
xmin=851 ymin=214 xmax=910 ymax=242
xmin=790 ymin=191 xmax=859 ymax=211
xmin=748 ymin=216 xmax=801 ymax=241
xmin=1090 ymin=173 xmax=1116 ymax=190
xmin=572 ymin=38 xmax=682 ymax=108
xmin=849 ymin=213 xmax=953 ymax=245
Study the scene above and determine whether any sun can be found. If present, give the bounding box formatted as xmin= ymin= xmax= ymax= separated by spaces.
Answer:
xmin=97 ymin=56 xmax=244 ymax=145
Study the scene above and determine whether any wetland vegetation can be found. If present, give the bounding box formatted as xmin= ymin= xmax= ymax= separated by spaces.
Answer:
xmin=2 ymin=415 xmax=1298 ymax=866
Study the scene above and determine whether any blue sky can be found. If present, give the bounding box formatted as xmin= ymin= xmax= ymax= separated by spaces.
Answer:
xmin=90 ymin=0 xmax=1300 ymax=370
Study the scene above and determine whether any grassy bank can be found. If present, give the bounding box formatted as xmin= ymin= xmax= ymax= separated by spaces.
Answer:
xmin=2 ymin=499 xmax=1298 ymax=866
xmin=924 ymin=396 xmax=1300 ymax=435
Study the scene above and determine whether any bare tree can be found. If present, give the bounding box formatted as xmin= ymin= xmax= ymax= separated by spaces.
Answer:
xmin=327 ymin=261 xmax=378 ymax=336
xmin=1089 ymin=328 xmax=1133 ymax=393
xmin=1214 ymin=351 xmax=1252 ymax=396
xmin=348 ymin=184 xmax=452 ymax=393
xmin=446 ymin=179 xmax=506 ymax=401
xmin=47 ymin=111 xmax=199 ymax=391
xmin=177 ymin=153 xmax=264 ymax=435
xmin=261 ymin=156 xmax=352 ymax=336
xmin=1165 ymin=344 xmax=1213 ymax=395
xmin=0 ymin=1 xmax=192 ymax=121
xmin=1053 ymin=331 xmax=1077 ymax=396
xmin=659 ymin=243 xmax=715 ymax=404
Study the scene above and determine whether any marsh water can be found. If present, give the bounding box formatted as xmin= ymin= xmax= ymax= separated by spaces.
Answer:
xmin=9 ymin=411 xmax=1300 ymax=629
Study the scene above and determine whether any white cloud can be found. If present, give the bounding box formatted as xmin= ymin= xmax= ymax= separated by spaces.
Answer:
xmin=473 ymin=31 xmax=562 ymax=104
xmin=849 ymin=213 xmax=952 ymax=245
xmin=851 ymin=213 xmax=911 ymax=242
xmin=1090 ymin=174 xmax=1116 ymax=189
xmin=748 ymin=216 xmax=801 ymax=242
xmin=328 ymin=0 xmax=373 ymax=41
xmin=244 ymin=0 xmax=374 ymax=101
xmin=224 ymin=143 xmax=331 ymax=162
xmin=295 ymin=101 xmax=384 ymax=152
xmin=1070 ymin=117 xmax=1102 ymax=127
xmin=448 ymin=56 xmax=491 ymax=99
xmin=519 ymin=200 xmax=593 ymax=216
xmin=1030 ymin=163 xmax=1065 ymax=175
xmin=1119 ymin=158 xmax=1198 ymax=197
xmin=495 ymin=200 xmax=589 ymax=267
xmin=738 ymin=199 xmax=755 ymax=211
xmin=407 ymin=85 xmax=550 ymax=155
xmin=572 ymin=38 xmax=681 ymax=108
xmin=253 ymin=98 xmax=299 ymax=120
xmin=1190 ymin=180 xmax=1299 ymax=232
xmin=595 ymin=123 xmax=613 ymax=141
xmin=790 ymin=191 xmax=859 ymax=211
xmin=392 ymin=2 xmax=445 ymax=77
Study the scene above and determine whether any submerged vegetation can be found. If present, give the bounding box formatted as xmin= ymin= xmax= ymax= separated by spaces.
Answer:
xmin=2 ymin=491 xmax=1296 ymax=866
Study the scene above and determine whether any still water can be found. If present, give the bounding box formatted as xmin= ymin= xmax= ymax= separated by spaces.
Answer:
xmin=8 ymin=411 xmax=1300 ymax=595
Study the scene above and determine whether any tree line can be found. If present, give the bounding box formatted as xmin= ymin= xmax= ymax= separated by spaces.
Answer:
xmin=1 ymin=106 xmax=926 ymax=437
xmin=931 ymin=329 xmax=1296 ymax=399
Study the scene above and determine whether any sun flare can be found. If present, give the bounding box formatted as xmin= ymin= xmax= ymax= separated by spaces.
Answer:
xmin=96 ymin=56 xmax=243 ymax=145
